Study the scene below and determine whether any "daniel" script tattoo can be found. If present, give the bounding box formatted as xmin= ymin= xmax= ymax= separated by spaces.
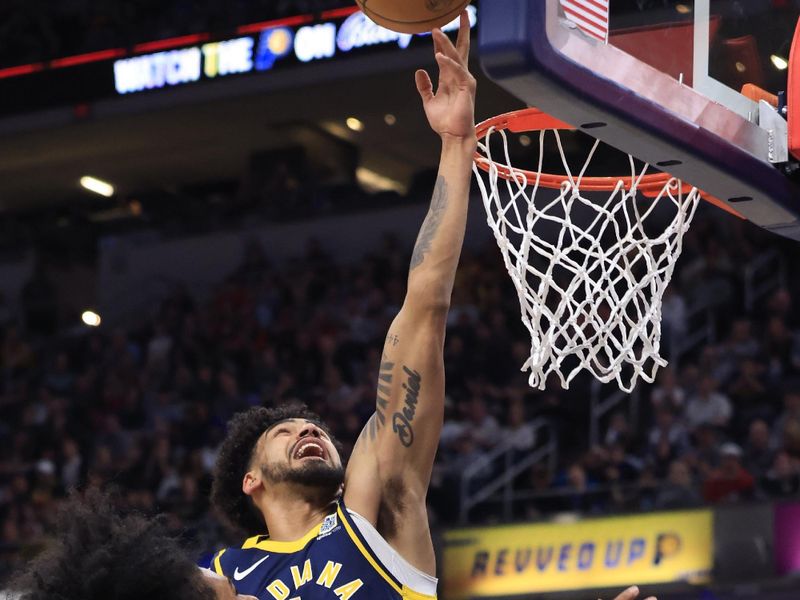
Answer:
xmin=392 ymin=366 xmax=421 ymax=447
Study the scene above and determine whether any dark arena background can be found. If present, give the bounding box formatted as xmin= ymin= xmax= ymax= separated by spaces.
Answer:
xmin=1 ymin=1 xmax=800 ymax=599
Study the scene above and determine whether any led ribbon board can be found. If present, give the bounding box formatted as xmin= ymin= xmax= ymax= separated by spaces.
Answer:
xmin=112 ymin=6 xmax=477 ymax=95
xmin=0 ymin=6 xmax=476 ymax=116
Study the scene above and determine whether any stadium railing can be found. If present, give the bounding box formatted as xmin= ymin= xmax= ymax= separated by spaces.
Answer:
xmin=459 ymin=418 xmax=558 ymax=523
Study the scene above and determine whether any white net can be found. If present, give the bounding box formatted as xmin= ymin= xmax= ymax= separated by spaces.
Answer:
xmin=473 ymin=126 xmax=701 ymax=392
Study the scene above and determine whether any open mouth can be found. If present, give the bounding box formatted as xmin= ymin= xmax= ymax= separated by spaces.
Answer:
xmin=292 ymin=439 xmax=326 ymax=461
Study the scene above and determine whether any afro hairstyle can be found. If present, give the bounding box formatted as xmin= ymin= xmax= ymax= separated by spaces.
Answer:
xmin=211 ymin=403 xmax=342 ymax=536
xmin=6 ymin=490 xmax=214 ymax=600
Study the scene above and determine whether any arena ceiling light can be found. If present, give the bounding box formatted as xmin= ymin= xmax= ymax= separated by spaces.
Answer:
xmin=80 ymin=176 xmax=115 ymax=197
xmin=81 ymin=310 xmax=102 ymax=327
xmin=771 ymin=54 xmax=789 ymax=70
xmin=356 ymin=167 xmax=404 ymax=194
xmin=346 ymin=117 xmax=364 ymax=132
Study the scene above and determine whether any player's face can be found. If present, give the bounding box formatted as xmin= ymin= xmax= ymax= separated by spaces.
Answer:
xmin=200 ymin=568 xmax=258 ymax=600
xmin=256 ymin=418 xmax=344 ymax=489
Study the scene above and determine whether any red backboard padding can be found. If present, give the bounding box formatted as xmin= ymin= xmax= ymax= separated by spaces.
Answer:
xmin=610 ymin=16 xmax=721 ymax=88
xmin=788 ymin=16 xmax=800 ymax=161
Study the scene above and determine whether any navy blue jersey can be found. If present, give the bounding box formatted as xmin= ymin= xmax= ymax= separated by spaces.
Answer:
xmin=211 ymin=500 xmax=436 ymax=600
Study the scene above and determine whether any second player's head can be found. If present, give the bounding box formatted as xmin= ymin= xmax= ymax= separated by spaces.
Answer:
xmin=211 ymin=404 xmax=344 ymax=535
xmin=7 ymin=491 xmax=257 ymax=600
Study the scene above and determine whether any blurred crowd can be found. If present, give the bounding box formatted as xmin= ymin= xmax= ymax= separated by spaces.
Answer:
xmin=0 ymin=0 xmax=349 ymax=68
xmin=2 ymin=204 xmax=800 ymax=581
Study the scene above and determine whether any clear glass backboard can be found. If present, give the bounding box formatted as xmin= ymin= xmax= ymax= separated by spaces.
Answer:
xmin=478 ymin=0 xmax=800 ymax=238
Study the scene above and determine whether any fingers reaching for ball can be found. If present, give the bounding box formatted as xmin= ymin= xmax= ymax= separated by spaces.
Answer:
xmin=416 ymin=10 xmax=476 ymax=142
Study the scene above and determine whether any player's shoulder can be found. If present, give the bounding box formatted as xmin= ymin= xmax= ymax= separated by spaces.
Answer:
xmin=210 ymin=541 xmax=269 ymax=578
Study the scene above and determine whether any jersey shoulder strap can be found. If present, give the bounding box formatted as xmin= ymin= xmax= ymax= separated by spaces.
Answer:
xmin=336 ymin=500 xmax=438 ymax=599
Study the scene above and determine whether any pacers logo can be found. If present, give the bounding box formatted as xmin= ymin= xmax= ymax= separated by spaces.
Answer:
xmin=654 ymin=532 xmax=681 ymax=566
xmin=255 ymin=27 xmax=294 ymax=71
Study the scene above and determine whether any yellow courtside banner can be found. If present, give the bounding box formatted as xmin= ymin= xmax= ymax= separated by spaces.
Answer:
xmin=443 ymin=510 xmax=712 ymax=598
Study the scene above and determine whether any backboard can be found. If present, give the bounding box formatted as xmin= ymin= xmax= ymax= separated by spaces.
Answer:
xmin=478 ymin=0 xmax=800 ymax=239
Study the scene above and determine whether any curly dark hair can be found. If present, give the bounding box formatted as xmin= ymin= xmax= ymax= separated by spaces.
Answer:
xmin=211 ymin=403 xmax=342 ymax=536
xmin=6 ymin=491 xmax=214 ymax=600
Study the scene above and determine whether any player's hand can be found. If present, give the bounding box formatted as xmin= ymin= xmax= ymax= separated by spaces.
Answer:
xmin=603 ymin=585 xmax=656 ymax=600
xmin=415 ymin=11 xmax=476 ymax=143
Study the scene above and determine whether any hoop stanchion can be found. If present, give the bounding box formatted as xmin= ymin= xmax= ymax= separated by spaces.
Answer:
xmin=473 ymin=107 xmax=703 ymax=392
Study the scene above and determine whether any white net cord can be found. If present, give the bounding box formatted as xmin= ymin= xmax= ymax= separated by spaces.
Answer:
xmin=474 ymin=127 xmax=701 ymax=392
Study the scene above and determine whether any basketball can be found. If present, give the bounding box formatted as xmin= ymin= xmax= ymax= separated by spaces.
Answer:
xmin=355 ymin=0 xmax=471 ymax=34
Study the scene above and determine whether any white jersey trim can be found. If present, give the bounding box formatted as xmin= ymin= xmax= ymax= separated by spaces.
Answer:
xmin=346 ymin=508 xmax=438 ymax=596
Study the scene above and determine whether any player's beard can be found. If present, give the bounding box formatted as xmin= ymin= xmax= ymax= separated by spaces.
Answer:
xmin=261 ymin=459 xmax=344 ymax=498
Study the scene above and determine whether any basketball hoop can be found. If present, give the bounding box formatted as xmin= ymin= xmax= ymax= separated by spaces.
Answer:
xmin=473 ymin=108 xmax=702 ymax=392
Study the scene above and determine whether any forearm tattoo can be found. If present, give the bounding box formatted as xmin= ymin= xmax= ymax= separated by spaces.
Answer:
xmin=410 ymin=176 xmax=448 ymax=270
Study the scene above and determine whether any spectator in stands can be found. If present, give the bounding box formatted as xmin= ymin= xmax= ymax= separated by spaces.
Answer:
xmin=743 ymin=419 xmax=775 ymax=478
xmin=20 ymin=260 xmax=58 ymax=336
xmin=524 ymin=463 xmax=559 ymax=518
xmin=760 ymin=451 xmax=800 ymax=498
xmin=648 ymin=407 xmax=690 ymax=455
xmin=556 ymin=463 xmax=605 ymax=514
xmin=649 ymin=367 xmax=686 ymax=416
xmin=439 ymin=396 xmax=466 ymax=452
xmin=766 ymin=288 xmax=794 ymax=327
xmin=685 ymin=375 xmax=732 ymax=431
xmin=698 ymin=345 xmax=736 ymax=388
xmin=689 ymin=424 xmax=722 ymax=478
xmin=655 ymin=459 xmax=702 ymax=510
xmin=679 ymin=239 xmax=736 ymax=315
xmin=582 ymin=445 xmax=611 ymax=485
xmin=504 ymin=394 xmax=537 ymax=459
xmin=443 ymin=429 xmax=493 ymax=518
xmin=604 ymin=444 xmax=642 ymax=511
xmin=604 ymin=411 xmax=631 ymax=447
xmin=661 ymin=286 xmax=688 ymax=357
xmin=790 ymin=330 xmax=800 ymax=373
xmin=702 ymin=443 xmax=755 ymax=504
xmin=772 ymin=390 xmax=800 ymax=453
xmin=727 ymin=358 xmax=771 ymax=433
xmin=715 ymin=320 xmax=761 ymax=396
xmin=648 ymin=407 xmax=689 ymax=478
xmin=59 ymin=438 xmax=83 ymax=491
xmin=44 ymin=351 xmax=74 ymax=396
xmin=465 ymin=395 xmax=501 ymax=450
xmin=725 ymin=318 xmax=761 ymax=361
xmin=764 ymin=316 xmax=795 ymax=383
xmin=1 ymin=326 xmax=34 ymax=378
xmin=444 ymin=334 xmax=472 ymax=393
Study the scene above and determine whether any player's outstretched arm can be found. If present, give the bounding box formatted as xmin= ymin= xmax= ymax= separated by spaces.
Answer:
xmin=343 ymin=11 xmax=476 ymax=577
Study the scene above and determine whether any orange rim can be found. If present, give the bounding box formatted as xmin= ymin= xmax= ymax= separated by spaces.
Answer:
xmin=473 ymin=107 xmax=744 ymax=218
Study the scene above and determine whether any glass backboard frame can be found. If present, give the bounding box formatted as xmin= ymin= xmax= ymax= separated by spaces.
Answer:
xmin=691 ymin=0 xmax=755 ymax=121
xmin=478 ymin=0 xmax=800 ymax=240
